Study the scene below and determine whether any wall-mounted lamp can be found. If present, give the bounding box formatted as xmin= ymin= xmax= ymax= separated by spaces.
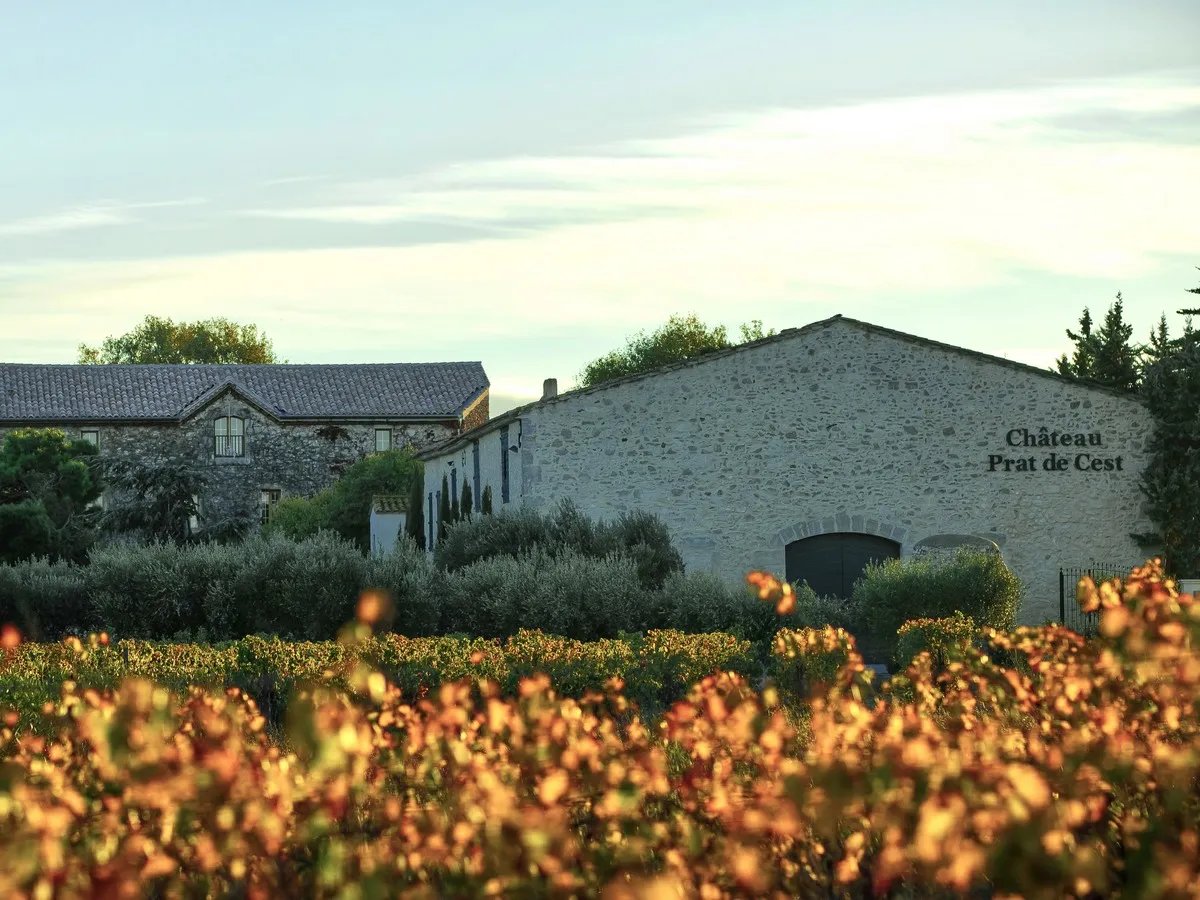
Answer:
xmin=509 ymin=445 xmax=519 ymax=453
xmin=446 ymin=460 xmax=455 ymax=467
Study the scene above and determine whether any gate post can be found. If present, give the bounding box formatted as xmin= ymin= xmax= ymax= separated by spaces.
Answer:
xmin=1059 ymin=568 xmax=1065 ymax=625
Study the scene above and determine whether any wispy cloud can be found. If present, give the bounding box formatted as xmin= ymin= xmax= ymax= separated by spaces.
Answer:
xmin=232 ymin=73 xmax=1200 ymax=277
xmin=0 ymin=198 xmax=205 ymax=237
xmin=3 ymin=72 xmax=1199 ymax=377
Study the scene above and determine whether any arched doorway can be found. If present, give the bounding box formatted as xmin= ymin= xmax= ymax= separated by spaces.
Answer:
xmin=785 ymin=532 xmax=901 ymax=598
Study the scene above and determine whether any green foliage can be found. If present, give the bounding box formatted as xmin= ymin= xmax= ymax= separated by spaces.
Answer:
xmin=895 ymin=611 xmax=979 ymax=673
xmin=481 ymin=485 xmax=493 ymax=515
xmin=1054 ymin=275 xmax=1200 ymax=575
xmin=99 ymin=457 xmax=249 ymax=546
xmin=325 ymin=451 xmax=421 ymax=553
xmin=87 ymin=533 xmax=371 ymax=641
xmin=850 ymin=549 xmax=1023 ymax=671
xmin=0 ymin=428 xmax=103 ymax=563
xmin=1135 ymin=318 xmax=1200 ymax=575
xmin=262 ymin=490 xmax=337 ymax=542
xmin=0 ymin=556 xmax=92 ymax=640
xmin=437 ymin=474 xmax=451 ymax=543
xmin=460 ymin=481 xmax=472 ymax=522
xmin=1055 ymin=295 xmax=1140 ymax=392
xmin=404 ymin=468 xmax=426 ymax=551
xmin=262 ymin=451 xmax=421 ymax=553
xmin=433 ymin=499 xmax=683 ymax=591
xmin=578 ymin=313 xmax=777 ymax=389
xmin=77 ymin=314 xmax=280 ymax=364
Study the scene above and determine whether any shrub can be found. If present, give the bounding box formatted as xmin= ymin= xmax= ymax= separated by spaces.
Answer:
xmin=262 ymin=491 xmax=336 ymax=542
xmin=434 ymin=499 xmax=683 ymax=592
xmin=0 ymin=557 xmax=92 ymax=640
xmin=520 ymin=550 xmax=647 ymax=641
xmin=439 ymin=549 xmax=647 ymax=642
xmin=262 ymin=451 xmax=421 ymax=553
xmin=895 ymin=611 xmax=979 ymax=673
xmin=89 ymin=532 xmax=369 ymax=642
xmin=851 ymin=548 xmax=1024 ymax=670
xmin=364 ymin=538 xmax=441 ymax=637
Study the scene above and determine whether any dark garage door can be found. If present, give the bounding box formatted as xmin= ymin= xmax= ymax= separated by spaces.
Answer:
xmin=785 ymin=532 xmax=901 ymax=598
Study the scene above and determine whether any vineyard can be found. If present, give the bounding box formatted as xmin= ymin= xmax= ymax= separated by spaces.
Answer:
xmin=0 ymin=562 xmax=1197 ymax=898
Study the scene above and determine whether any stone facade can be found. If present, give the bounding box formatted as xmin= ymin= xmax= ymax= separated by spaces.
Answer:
xmin=420 ymin=316 xmax=1156 ymax=626
xmin=1 ymin=392 xmax=459 ymax=528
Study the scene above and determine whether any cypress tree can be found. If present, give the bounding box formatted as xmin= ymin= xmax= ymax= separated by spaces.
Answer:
xmin=450 ymin=481 xmax=461 ymax=523
xmin=1055 ymin=307 xmax=1098 ymax=380
xmin=438 ymin=474 xmax=451 ymax=543
xmin=481 ymin=485 xmax=493 ymax=516
xmin=1091 ymin=293 xmax=1139 ymax=393
xmin=404 ymin=468 xmax=425 ymax=550
xmin=460 ymin=481 xmax=473 ymax=522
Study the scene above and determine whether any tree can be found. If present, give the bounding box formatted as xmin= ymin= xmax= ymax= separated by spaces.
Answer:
xmin=99 ymin=458 xmax=249 ymax=546
xmin=1055 ymin=307 xmax=1098 ymax=380
xmin=1090 ymin=294 xmax=1140 ymax=393
xmin=438 ymin=475 xmax=452 ymax=543
xmin=481 ymin=485 xmax=494 ymax=516
xmin=0 ymin=428 xmax=102 ymax=563
xmin=578 ymin=313 xmax=777 ymax=389
xmin=460 ymin=481 xmax=473 ymax=523
xmin=264 ymin=450 xmax=422 ymax=554
xmin=450 ymin=480 xmax=461 ymax=524
xmin=78 ymin=315 xmax=281 ymax=365
xmin=1133 ymin=326 xmax=1200 ymax=576
xmin=405 ymin=469 xmax=426 ymax=550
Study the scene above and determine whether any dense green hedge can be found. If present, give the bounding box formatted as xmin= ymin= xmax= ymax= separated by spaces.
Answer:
xmin=0 ymin=531 xmax=838 ymax=649
xmin=434 ymin=499 xmax=684 ymax=590
xmin=0 ymin=518 xmax=1027 ymax=668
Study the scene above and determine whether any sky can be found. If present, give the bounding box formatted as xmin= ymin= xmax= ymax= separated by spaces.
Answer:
xmin=1 ymin=2 xmax=1198 ymax=414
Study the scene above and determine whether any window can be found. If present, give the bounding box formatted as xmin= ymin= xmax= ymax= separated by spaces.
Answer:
xmin=375 ymin=428 xmax=392 ymax=453
xmin=427 ymin=492 xmax=434 ymax=549
xmin=188 ymin=494 xmax=201 ymax=534
xmin=260 ymin=489 xmax=282 ymax=524
xmin=499 ymin=427 xmax=508 ymax=504
xmin=80 ymin=429 xmax=99 ymax=448
xmin=472 ymin=440 xmax=481 ymax=512
xmin=214 ymin=416 xmax=245 ymax=457
xmin=451 ymin=466 xmax=458 ymax=507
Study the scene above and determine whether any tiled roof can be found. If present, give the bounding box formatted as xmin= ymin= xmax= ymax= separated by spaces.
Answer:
xmin=372 ymin=495 xmax=408 ymax=514
xmin=0 ymin=362 xmax=489 ymax=423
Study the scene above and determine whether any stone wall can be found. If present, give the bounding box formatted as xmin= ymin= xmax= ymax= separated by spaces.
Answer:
xmin=1 ymin=396 xmax=458 ymax=529
xmin=487 ymin=319 xmax=1153 ymax=626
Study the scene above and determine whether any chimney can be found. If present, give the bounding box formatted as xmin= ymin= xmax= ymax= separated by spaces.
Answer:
xmin=542 ymin=378 xmax=558 ymax=400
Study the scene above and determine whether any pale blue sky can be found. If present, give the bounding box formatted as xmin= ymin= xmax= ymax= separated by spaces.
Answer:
xmin=1 ymin=1 xmax=1198 ymax=411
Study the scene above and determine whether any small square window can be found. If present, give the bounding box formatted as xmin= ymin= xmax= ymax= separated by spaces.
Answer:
xmin=375 ymin=428 xmax=392 ymax=453
xmin=188 ymin=495 xmax=200 ymax=534
xmin=80 ymin=429 xmax=99 ymax=447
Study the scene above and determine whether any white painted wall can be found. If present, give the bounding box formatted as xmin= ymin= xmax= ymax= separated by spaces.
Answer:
xmin=369 ymin=510 xmax=406 ymax=556
xmin=422 ymin=421 xmax=522 ymax=549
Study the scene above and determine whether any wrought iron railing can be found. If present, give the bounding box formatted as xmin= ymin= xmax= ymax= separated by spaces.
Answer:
xmin=215 ymin=434 xmax=244 ymax=457
xmin=1058 ymin=564 xmax=1130 ymax=636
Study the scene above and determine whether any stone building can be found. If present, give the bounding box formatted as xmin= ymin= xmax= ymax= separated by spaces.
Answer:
xmin=417 ymin=315 xmax=1155 ymax=626
xmin=0 ymin=362 xmax=489 ymax=528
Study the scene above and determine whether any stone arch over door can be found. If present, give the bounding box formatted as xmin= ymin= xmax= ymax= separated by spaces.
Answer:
xmin=771 ymin=514 xmax=908 ymax=599
xmin=770 ymin=515 xmax=909 ymax=552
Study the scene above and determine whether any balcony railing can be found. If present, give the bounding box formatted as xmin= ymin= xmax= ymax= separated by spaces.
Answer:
xmin=215 ymin=434 xmax=245 ymax=457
